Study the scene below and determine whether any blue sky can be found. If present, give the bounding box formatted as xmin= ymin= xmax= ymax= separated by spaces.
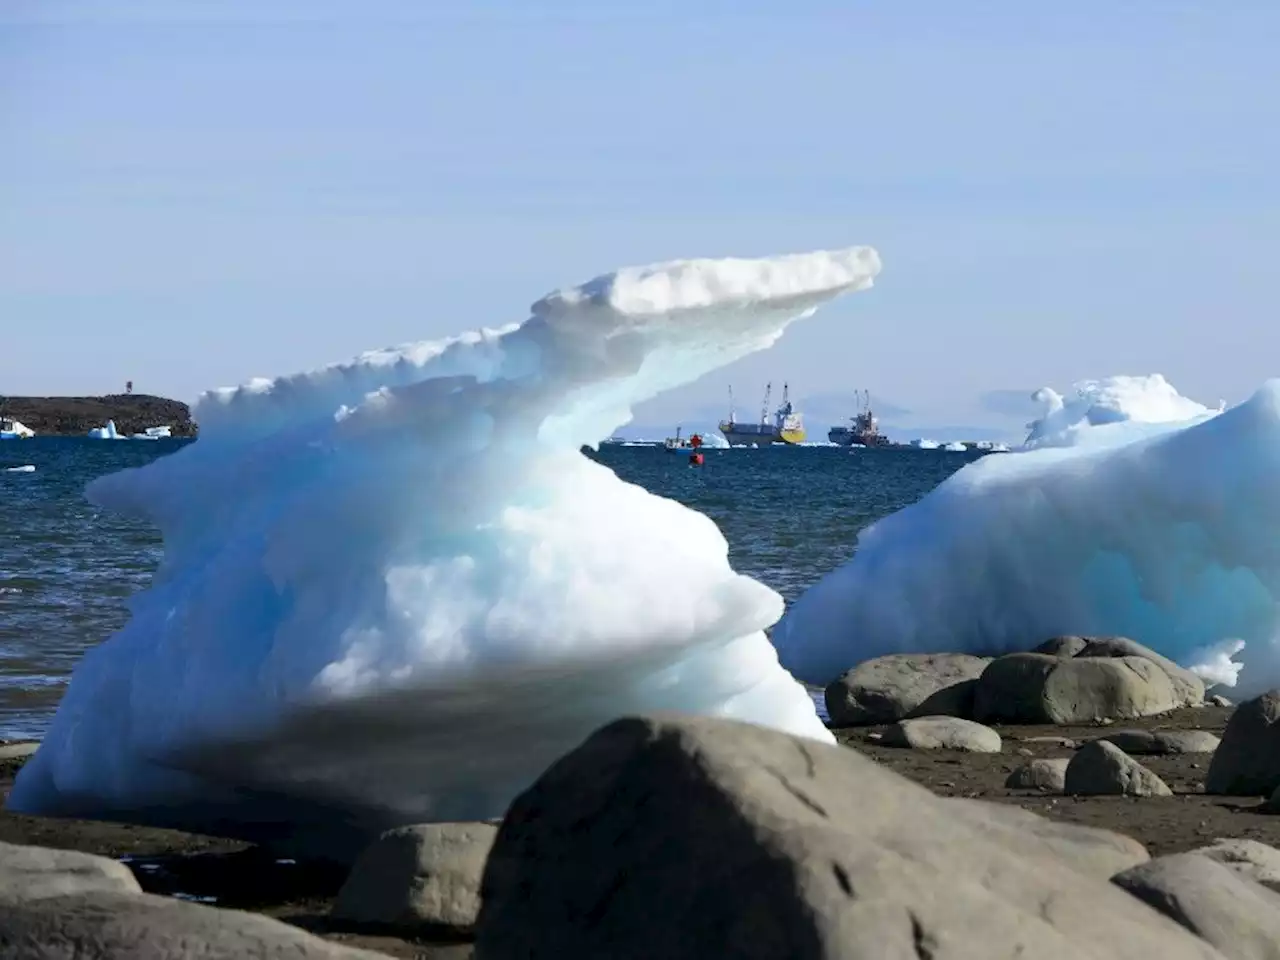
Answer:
xmin=2 ymin=0 xmax=1278 ymax=437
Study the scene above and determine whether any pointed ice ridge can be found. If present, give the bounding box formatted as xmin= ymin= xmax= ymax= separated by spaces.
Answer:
xmin=11 ymin=246 xmax=880 ymax=856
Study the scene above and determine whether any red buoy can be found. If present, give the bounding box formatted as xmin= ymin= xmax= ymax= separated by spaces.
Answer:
xmin=690 ymin=433 xmax=703 ymax=449
xmin=689 ymin=452 xmax=705 ymax=466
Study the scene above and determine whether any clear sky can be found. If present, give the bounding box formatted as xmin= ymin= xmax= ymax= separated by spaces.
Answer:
xmin=2 ymin=0 xmax=1278 ymax=435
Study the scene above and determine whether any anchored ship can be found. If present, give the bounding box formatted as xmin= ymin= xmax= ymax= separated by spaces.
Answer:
xmin=719 ymin=383 xmax=805 ymax=446
xmin=828 ymin=390 xmax=894 ymax=447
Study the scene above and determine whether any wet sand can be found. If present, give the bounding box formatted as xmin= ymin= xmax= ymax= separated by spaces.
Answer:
xmin=2 ymin=704 xmax=1271 ymax=957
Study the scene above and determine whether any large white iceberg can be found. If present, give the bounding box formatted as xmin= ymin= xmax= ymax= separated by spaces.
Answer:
xmin=1022 ymin=374 xmax=1221 ymax=449
xmin=773 ymin=374 xmax=1279 ymax=695
xmin=10 ymin=246 xmax=880 ymax=856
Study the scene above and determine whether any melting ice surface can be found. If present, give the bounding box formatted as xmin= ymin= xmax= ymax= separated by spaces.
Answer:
xmin=775 ymin=374 xmax=1277 ymax=694
xmin=11 ymin=246 xmax=880 ymax=854
xmin=87 ymin=419 xmax=125 ymax=440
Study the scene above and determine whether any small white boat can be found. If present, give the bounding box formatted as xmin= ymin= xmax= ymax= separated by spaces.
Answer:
xmin=0 ymin=417 xmax=34 ymax=440
xmin=663 ymin=427 xmax=705 ymax=453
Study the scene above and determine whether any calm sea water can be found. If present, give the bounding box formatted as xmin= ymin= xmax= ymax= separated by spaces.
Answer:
xmin=0 ymin=439 xmax=982 ymax=739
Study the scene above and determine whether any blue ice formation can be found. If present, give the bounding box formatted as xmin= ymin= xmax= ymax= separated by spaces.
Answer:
xmin=10 ymin=246 xmax=880 ymax=854
xmin=774 ymin=375 xmax=1278 ymax=694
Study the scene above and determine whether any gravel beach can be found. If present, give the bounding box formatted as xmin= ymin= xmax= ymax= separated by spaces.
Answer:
xmin=5 ymin=701 xmax=1277 ymax=958
xmin=0 ymin=753 xmax=467 ymax=959
xmin=839 ymin=704 xmax=1280 ymax=862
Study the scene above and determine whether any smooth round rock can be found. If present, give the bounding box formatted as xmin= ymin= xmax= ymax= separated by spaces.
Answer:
xmin=1096 ymin=729 xmax=1221 ymax=756
xmin=1206 ymin=690 xmax=1280 ymax=795
xmin=824 ymin=653 xmax=989 ymax=726
xmin=1005 ymin=758 xmax=1070 ymax=792
xmin=332 ymin=822 xmax=496 ymax=934
xmin=1065 ymin=741 xmax=1173 ymax=797
xmin=975 ymin=653 xmax=1179 ymax=725
xmin=881 ymin=716 xmax=1002 ymax=753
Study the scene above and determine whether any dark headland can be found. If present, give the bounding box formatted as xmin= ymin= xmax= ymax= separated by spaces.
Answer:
xmin=0 ymin=395 xmax=197 ymax=437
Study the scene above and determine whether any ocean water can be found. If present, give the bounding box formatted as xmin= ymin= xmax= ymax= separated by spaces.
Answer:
xmin=0 ymin=439 xmax=983 ymax=739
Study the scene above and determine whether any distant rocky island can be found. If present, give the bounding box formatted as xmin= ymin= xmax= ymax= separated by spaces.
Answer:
xmin=0 ymin=395 xmax=196 ymax=437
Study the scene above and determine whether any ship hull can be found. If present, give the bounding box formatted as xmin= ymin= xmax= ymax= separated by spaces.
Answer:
xmin=828 ymin=430 xmax=893 ymax=447
xmin=719 ymin=423 xmax=805 ymax=446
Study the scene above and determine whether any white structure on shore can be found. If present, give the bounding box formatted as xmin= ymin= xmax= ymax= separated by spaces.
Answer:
xmin=11 ymin=244 xmax=882 ymax=853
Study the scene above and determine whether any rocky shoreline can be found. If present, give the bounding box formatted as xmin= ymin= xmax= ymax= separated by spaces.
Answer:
xmin=1 ymin=746 xmax=461 ymax=958
xmin=0 ymin=394 xmax=196 ymax=437
xmin=5 ymin=636 xmax=1280 ymax=957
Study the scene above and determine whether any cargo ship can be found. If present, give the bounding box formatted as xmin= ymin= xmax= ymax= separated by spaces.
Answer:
xmin=719 ymin=383 xmax=805 ymax=446
xmin=828 ymin=392 xmax=1011 ymax=452
xmin=828 ymin=390 xmax=894 ymax=447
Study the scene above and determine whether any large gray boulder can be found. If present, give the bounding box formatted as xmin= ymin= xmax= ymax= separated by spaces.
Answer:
xmin=475 ymin=714 xmax=1222 ymax=960
xmin=1096 ymin=729 xmax=1221 ymax=755
xmin=941 ymin=797 xmax=1149 ymax=878
xmin=823 ymin=653 xmax=989 ymax=726
xmin=1112 ymin=852 xmax=1280 ymax=960
xmin=1004 ymin=758 xmax=1070 ymax=792
xmin=332 ymin=822 xmax=497 ymax=934
xmin=1206 ymin=691 xmax=1280 ymax=795
xmin=974 ymin=652 xmax=1180 ymax=725
xmin=880 ymin=716 xmax=1001 ymax=752
xmin=0 ymin=841 xmax=141 ymax=900
xmin=1190 ymin=839 xmax=1280 ymax=886
xmin=1076 ymin=637 xmax=1205 ymax=707
xmin=0 ymin=890 xmax=393 ymax=959
xmin=1065 ymin=741 xmax=1173 ymax=797
xmin=1033 ymin=636 xmax=1090 ymax=658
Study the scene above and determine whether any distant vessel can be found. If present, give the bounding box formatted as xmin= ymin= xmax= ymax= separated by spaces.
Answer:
xmin=828 ymin=390 xmax=894 ymax=447
xmin=663 ymin=427 xmax=703 ymax=453
xmin=719 ymin=383 xmax=805 ymax=446
xmin=0 ymin=417 xmax=34 ymax=439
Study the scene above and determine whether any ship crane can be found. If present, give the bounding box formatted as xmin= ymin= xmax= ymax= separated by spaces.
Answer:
xmin=827 ymin=388 xmax=890 ymax=447
xmin=718 ymin=381 xmax=807 ymax=446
